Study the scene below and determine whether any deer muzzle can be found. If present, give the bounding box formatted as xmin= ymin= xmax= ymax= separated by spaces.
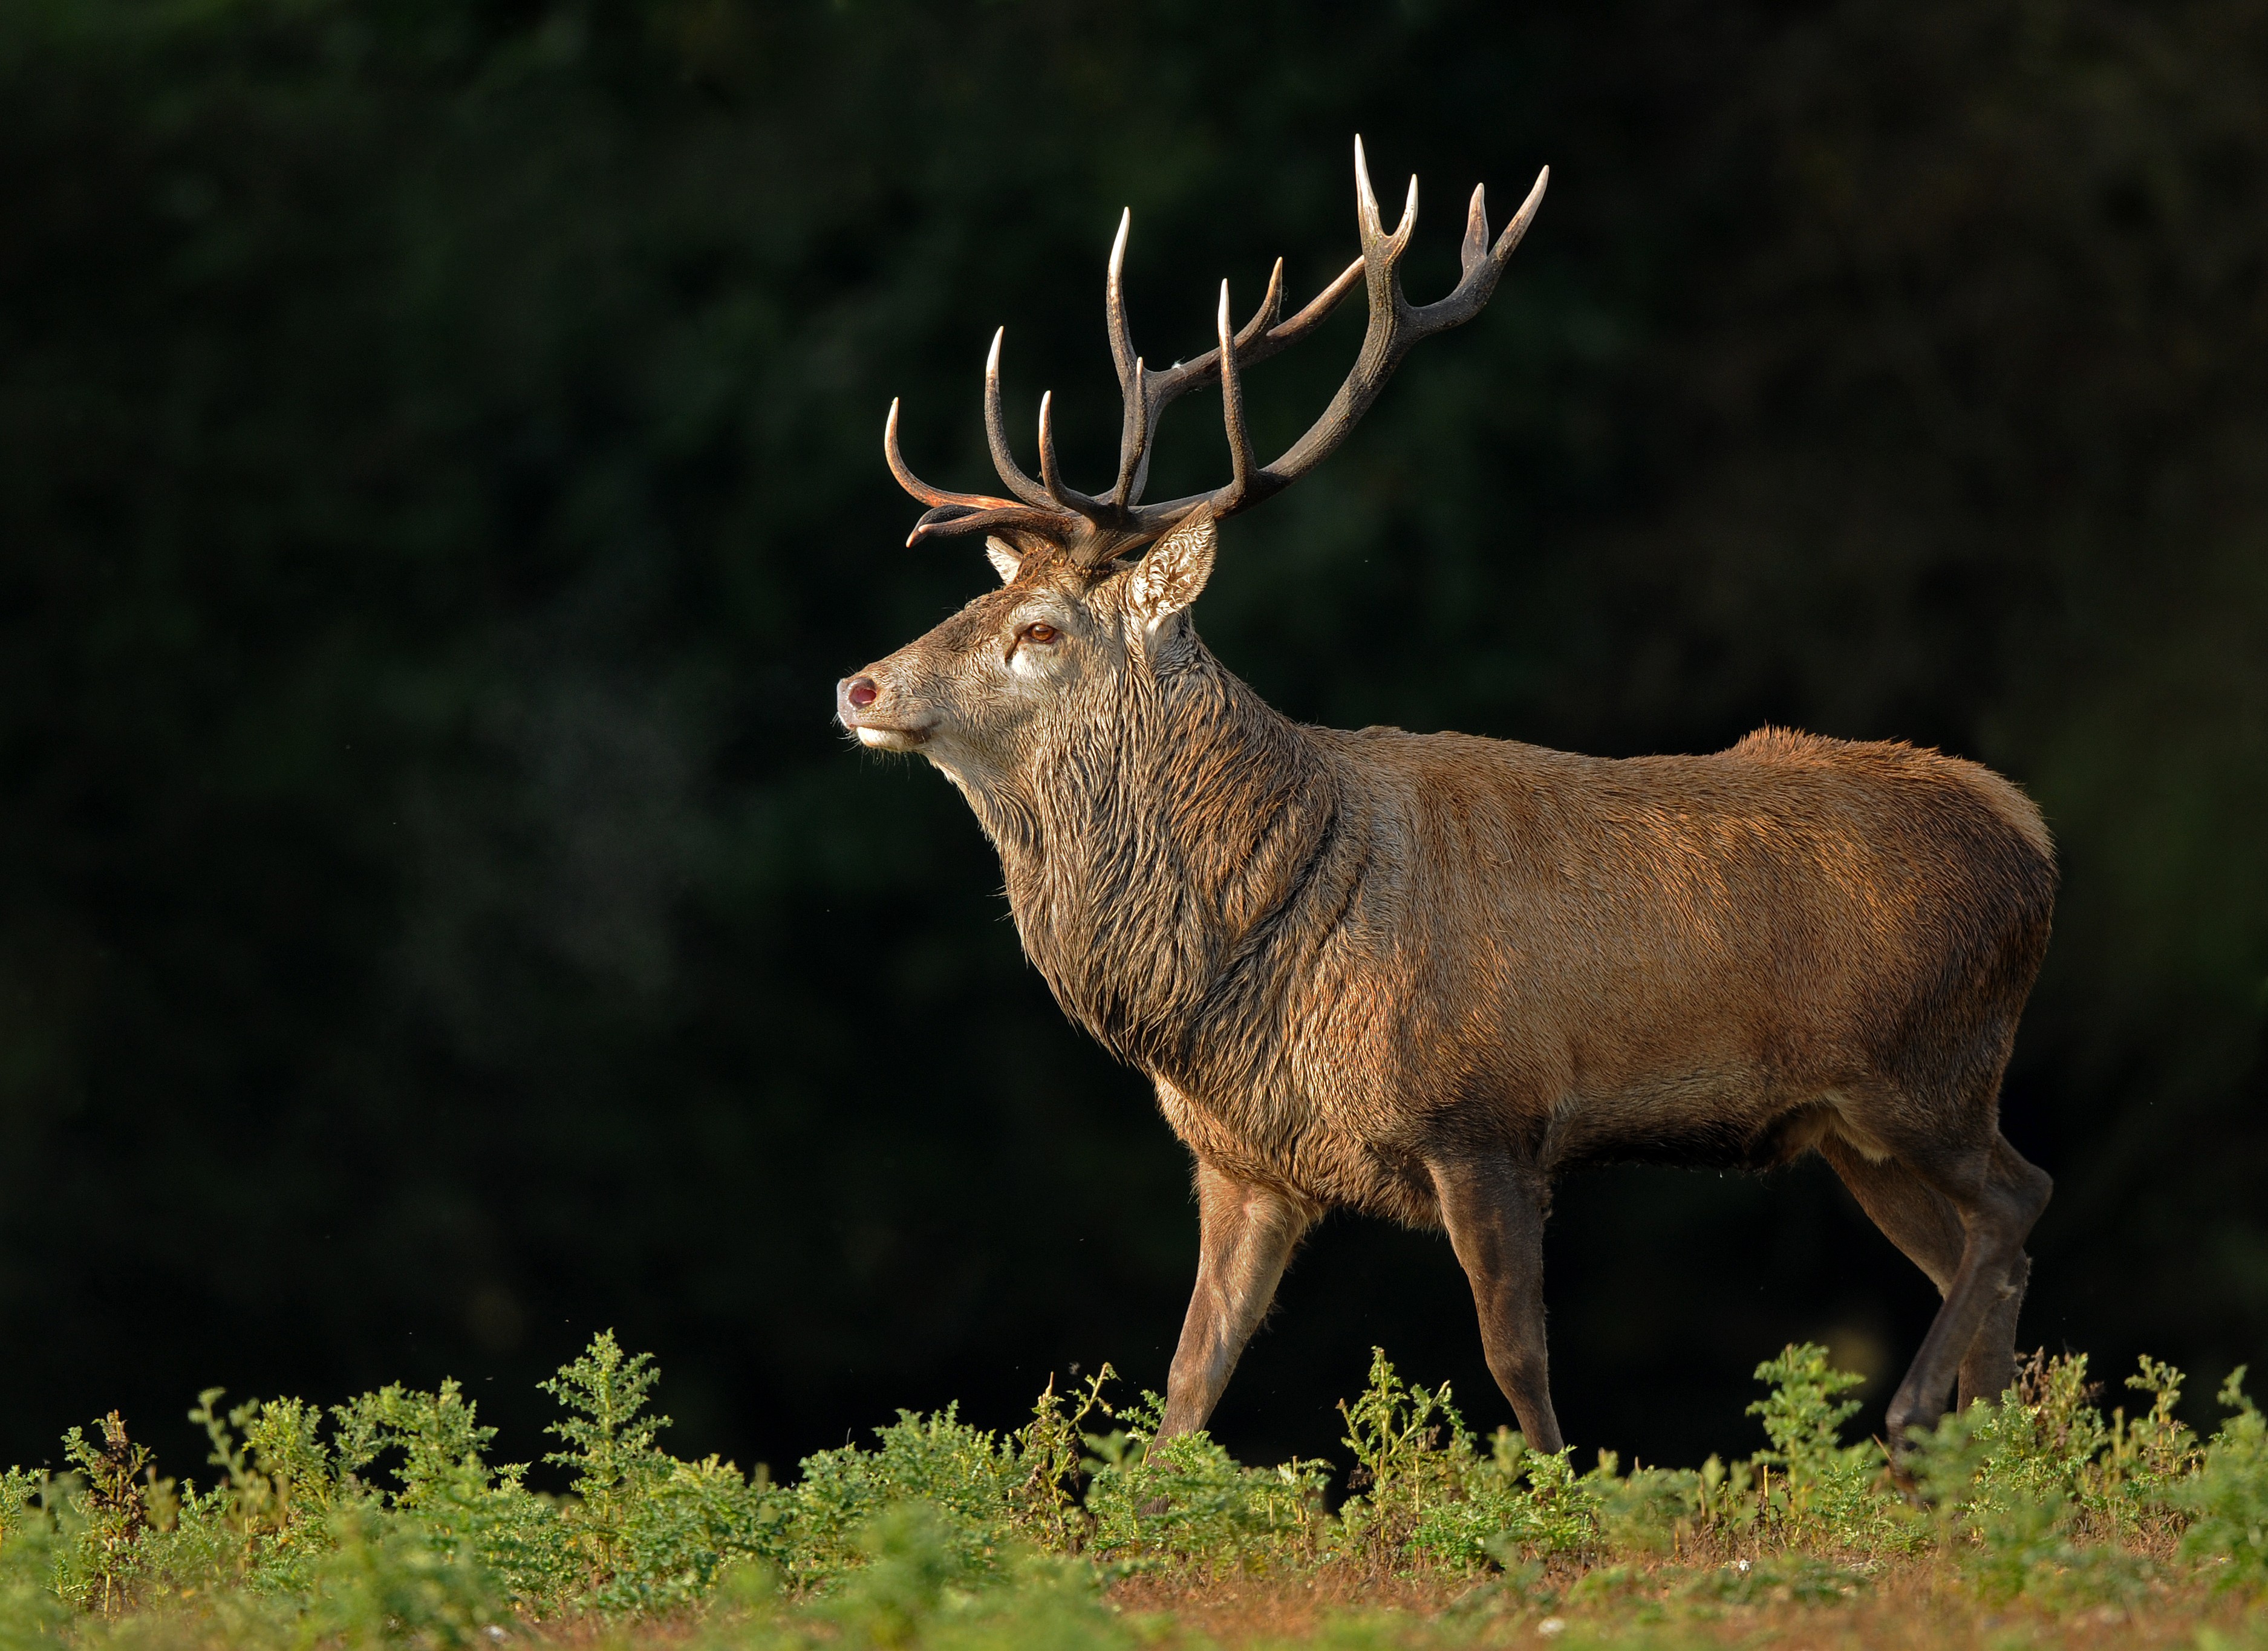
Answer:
xmin=835 ymin=672 xmax=934 ymax=750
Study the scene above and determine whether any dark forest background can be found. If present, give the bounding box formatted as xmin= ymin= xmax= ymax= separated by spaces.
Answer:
xmin=2 ymin=0 xmax=2264 ymax=1486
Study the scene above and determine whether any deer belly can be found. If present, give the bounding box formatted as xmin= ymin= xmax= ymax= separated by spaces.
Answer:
xmin=1540 ymin=1070 xmax=1840 ymax=1173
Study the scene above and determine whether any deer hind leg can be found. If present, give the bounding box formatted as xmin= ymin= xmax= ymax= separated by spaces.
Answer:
xmin=1430 ymin=1157 xmax=1564 ymax=1454
xmin=1817 ymin=1133 xmax=2034 ymax=1411
xmin=1852 ymin=1128 xmax=2050 ymax=1462
xmin=1156 ymin=1160 xmax=1312 ymax=1442
xmin=1957 ymin=1138 xmax=2042 ymax=1408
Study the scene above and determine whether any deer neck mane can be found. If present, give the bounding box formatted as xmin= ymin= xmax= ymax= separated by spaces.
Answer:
xmin=968 ymin=640 xmax=1336 ymax=1079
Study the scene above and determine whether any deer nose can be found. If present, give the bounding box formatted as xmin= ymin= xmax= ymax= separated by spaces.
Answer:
xmin=841 ymin=675 xmax=879 ymax=711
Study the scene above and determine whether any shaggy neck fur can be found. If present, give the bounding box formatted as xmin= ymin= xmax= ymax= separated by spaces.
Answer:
xmin=961 ymin=633 xmax=1341 ymax=1087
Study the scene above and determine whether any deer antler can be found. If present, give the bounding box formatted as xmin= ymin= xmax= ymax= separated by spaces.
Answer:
xmin=883 ymin=138 xmax=1548 ymax=563
xmin=886 ymin=398 xmax=1084 ymax=547
xmin=1105 ymin=214 xmax=1364 ymax=512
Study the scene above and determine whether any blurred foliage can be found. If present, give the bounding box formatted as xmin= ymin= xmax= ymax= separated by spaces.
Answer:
xmin=0 ymin=0 xmax=2263 ymax=1479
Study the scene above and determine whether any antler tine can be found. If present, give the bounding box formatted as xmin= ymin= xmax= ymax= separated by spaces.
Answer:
xmin=1496 ymin=166 xmax=1549 ymax=261
xmin=1404 ymin=163 xmax=1549 ymax=338
xmin=983 ymin=330 xmax=1053 ymax=509
xmin=1352 ymin=134 xmax=1419 ymax=259
xmin=1036 ymin=392 xmax=1111 ymax=523
xmin=1460 ymin=182 xmax=1490 ymax=279
xmin=1244 ymin=258 xmax=1286 ymax=346
xmin=885 ymin=399 xmax=1018 ymax=514
xmin=1038 ymin=391 xmax=1064 ymax=505
xmin=884 ymin=400 xmax=949 ymax=507
xmin=1354 ymin=135 xmax=1381 ymax=240
xmin=1108 ymin=210 xmax=1149 ymax=509
xmin=1214 ymin=281 xmax=1256 ymax=513
xmin=1112 ymin=354 xmax=1149 ymax=510
xmin=1106 ymin=209 xmax=1138 ymax=394
xmin=904 ymin=501 xmax=1088 ymax=549
xmin=1271 ymin=255 xmax=1367 ymax=340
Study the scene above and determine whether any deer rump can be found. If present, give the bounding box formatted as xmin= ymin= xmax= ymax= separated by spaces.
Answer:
xmin=841 ymin=139 xmax=2056 ymax=1472
xmin=1044 ymin=722 xmax=2055 ymax=1220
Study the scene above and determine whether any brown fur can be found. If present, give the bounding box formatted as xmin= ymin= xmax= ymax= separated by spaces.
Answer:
xmin=838 ymin=511 xmax=2055 ymax=1465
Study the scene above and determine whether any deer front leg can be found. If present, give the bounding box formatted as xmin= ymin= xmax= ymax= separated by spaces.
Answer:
xmin=1432 ymin=1157 xmax=1565 ymax=1454
xmin=1155 ymin=1160 xmax=1311 ymax=1442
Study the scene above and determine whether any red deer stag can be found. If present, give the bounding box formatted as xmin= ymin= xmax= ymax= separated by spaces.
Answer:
xmin=835 ymin=139 xmax=2055 ymax=1464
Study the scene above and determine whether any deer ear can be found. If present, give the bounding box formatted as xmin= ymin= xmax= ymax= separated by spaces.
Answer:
xmin=983 ymin=536 xmax=1022 ymax=585
xmin=1125 ymin=508 xmax=1217 ymax=632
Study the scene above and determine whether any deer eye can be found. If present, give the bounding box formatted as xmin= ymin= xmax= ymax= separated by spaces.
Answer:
xmin=1018 ymin=622 xmax=1060 ymax=645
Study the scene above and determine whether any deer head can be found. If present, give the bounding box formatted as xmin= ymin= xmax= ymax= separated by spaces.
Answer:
xmin=835 ymin=138 xmax=1548 ymax=813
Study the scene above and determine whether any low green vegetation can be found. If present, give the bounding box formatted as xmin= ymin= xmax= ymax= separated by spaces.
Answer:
xmin=1 ymin=1334 xmax=2263 ymax=1648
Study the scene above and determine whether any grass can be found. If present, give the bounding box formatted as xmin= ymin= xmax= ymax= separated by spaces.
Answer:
xmin=1 ymin=1334 xmax=2263 ymax=1649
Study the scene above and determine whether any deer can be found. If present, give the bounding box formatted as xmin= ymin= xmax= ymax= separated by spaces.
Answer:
xmin=834 ymin=138 xmax=2056 ymax=1471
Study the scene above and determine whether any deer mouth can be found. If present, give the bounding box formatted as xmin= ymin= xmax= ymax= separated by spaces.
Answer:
xmin=841 ymin=714 xmax=934 ymax=751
